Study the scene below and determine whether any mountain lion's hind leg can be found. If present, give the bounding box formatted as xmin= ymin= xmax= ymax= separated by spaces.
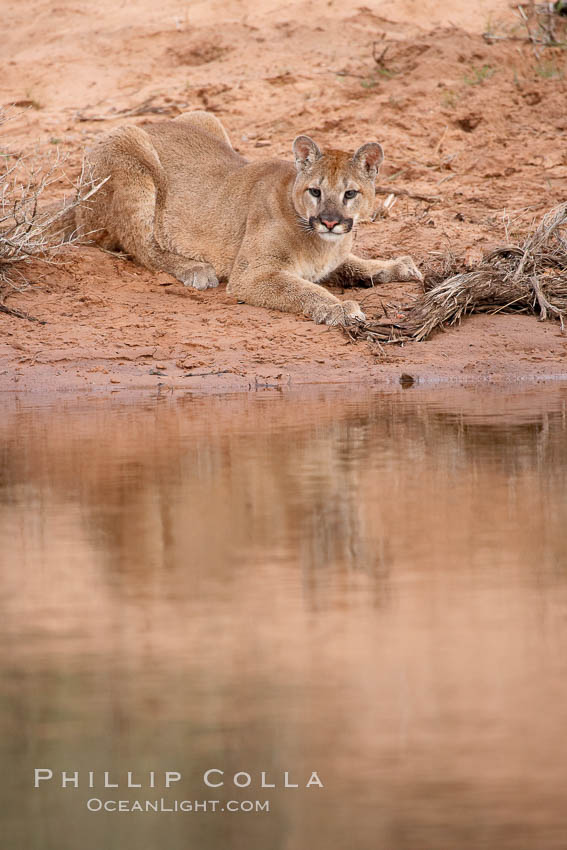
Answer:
xmin=82 ymin=125 xmax=219 ymax=289
xmin=174 ymin=111 xmax=232 ymax=148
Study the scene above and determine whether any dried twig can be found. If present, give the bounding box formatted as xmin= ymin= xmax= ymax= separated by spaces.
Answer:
xmin=0 ymin=302 xmax=46 ymax=323
xmin=372 ymin=36 xmax=390 ymax=67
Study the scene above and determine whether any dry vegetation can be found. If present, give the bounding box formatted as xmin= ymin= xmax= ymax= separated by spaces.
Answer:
xmin=484 ymin=2 xmax=567 ymax=48
xmin=0 ymin=109 xmax=104 ymax=321
xmin=345 ymin=202 xmax=567 ymax=347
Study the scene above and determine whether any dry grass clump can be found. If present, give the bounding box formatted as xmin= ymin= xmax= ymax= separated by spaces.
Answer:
xmin=0 ymin=109 xmax=104 ymax=320
xmin=345 ymin=201 xmax=567 ymax=346
xmin=484 ymin=3 xmax=567 ymax=49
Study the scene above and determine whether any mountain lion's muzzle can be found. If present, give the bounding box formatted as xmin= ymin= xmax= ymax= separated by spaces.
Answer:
xmin=309 ymin=215 xmax=353 ymax=235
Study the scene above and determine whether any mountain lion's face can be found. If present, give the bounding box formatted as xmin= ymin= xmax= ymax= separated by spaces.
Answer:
xmin=291 ymin=136 xmax=383 ymax=241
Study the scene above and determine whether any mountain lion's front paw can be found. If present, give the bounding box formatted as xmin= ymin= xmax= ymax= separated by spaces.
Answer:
xmin=312 ymin=299 xmax=365 ymax=326
xmin=178 ymin=263 xmax=219 ymax=290
xmin=391 ymin=256 xmax=423 ymax=282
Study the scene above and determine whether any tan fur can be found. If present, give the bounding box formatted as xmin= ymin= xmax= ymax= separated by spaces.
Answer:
xmin=75 ymin=111 xmax=422 ymax=325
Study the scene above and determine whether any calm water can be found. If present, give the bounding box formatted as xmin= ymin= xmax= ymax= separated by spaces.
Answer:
xmin=1 ymin=384 xmax=567 ymax=850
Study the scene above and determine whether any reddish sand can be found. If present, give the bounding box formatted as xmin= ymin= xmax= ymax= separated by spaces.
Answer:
xmin=1 ymin=0 xmax=566 ymax=392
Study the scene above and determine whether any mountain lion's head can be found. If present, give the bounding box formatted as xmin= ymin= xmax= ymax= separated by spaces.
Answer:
xmin=291 ymin=135 xmax=383 ymax=241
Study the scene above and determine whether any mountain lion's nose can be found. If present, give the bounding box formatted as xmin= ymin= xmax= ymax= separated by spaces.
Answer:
xmin=321 ymin=219 xmax=339 ymax=230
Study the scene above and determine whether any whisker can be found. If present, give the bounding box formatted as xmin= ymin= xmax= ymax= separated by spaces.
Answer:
xmin=295 ymin=214 xmax=314 ymax=235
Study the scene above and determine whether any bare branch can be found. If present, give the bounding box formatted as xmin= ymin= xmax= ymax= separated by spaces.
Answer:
xmin=0 ymin=108 xmax=107 ymax=312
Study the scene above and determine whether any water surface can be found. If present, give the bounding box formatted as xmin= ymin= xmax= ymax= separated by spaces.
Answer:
xmin=1 ymin=384 xmax=567 ymax=850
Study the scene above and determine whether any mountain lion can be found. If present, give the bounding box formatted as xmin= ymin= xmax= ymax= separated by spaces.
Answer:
xmin=73 ymin=111 xmax=422 ymax=325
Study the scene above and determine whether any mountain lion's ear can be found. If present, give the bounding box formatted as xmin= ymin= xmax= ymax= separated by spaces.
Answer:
xmin=352 ymin=142 xmax=384 ymax=179
xmin=292 ymin=135 xmax=322 ymax=171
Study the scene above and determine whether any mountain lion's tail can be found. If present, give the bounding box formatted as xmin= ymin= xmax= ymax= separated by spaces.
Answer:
xmin=41 ymin=202 xmax=79 ymax=243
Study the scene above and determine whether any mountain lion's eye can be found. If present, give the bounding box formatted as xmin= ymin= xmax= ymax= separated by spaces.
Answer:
xmin=308 ymin=188 xmax=321 ymax=198
xmin=344 ymin=190 xmax=358 ymax=200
